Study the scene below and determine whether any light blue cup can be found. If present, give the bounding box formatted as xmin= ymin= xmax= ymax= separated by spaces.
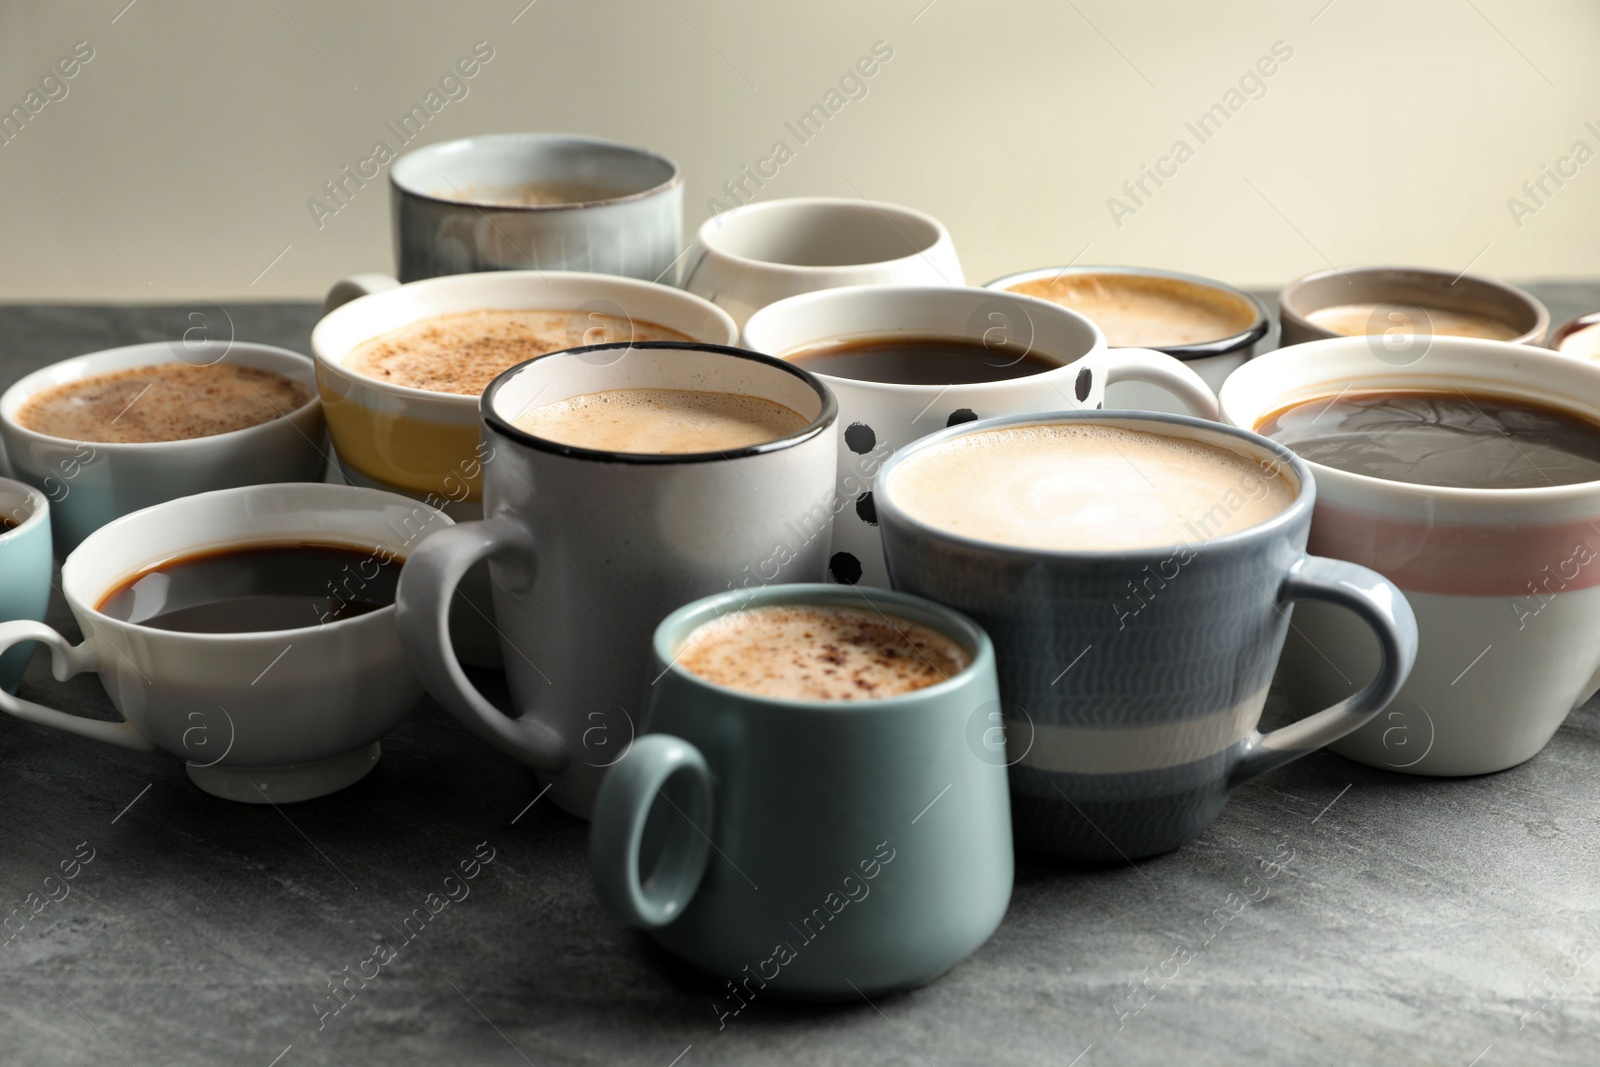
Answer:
xmin=589 ymin=583 xmax=1013 ymax=1001
xmin=0 ymin=479 xmax=52 ymax=693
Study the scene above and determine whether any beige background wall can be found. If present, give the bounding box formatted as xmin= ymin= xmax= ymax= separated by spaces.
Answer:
xmin=1 ymin=0 xmax=1597 ymax=301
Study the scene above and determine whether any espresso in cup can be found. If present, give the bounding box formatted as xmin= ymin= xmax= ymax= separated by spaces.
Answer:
xmin=891 ymin=422 xmax=1295 ymax=550
xmin=16 ymin=362 xmax=311 ymax=443
xmin=1303 ymin=303 xmax=1519 ymax=342
xmin=676 ymin=604 xmax=969 ymax=699
xmin=1003 ymin=272 xmax=1258 ymax=349
xmin=345 ymin=308 xmax=692 ymax=396
xmin=1258 ymin=389 xmax=1600 ymax=489
xmin=785 ymin=335 xmax=1060 ymax=385
xmin=99 ymin=542 xmax=402 ymax=633
xmin=512 ymin=387 xmax=807 ymax=453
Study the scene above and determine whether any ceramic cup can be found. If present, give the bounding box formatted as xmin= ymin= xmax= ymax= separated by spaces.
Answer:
xmin=0 ymin=479 xmax=51 ymax=693
xmin=741 ymin=285 xmax=1221 ymax=588
xmin=589 ymin=583 xmax=1012 ymax=1000
xmin=1278 ymin=266 xmax=1549 ymax=348
xmin=0 ymin=342 xmax=325 ymax=554
xmin=876 ymin=410 xmax=1418 ymax=860
xmin=395 ymin=342 xmax=838 ymax=819
xmin=986 ymin=265 xmax=1271 ymax=414
xmin=324 ymin=132 xmax=684 ymax=309
xmin=683 ymin=197 xmax=963 ymax=328
xmin=0 ymin=483 xmax=449 ymax=802
xmin=1549 ymin=310 xmax=1600 ymax=359
xmin=1221 ymin=336 xmax=1600 ymax=776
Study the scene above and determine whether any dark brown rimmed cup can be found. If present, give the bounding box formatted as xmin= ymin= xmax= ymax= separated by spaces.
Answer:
xmin=985 ymin=266 xmax=1269 ymax=412
xmin=1278 ymin=266 xmax=1549 ymax=349
xmin=1549 ymin=310 xmax=1600 ymax=358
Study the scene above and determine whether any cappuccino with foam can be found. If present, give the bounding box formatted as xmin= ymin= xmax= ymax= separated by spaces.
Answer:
xmin=512 ymin=387 xmax=807 ymax=454
xmin=886 ymin=422 xmax=1296 ymax=551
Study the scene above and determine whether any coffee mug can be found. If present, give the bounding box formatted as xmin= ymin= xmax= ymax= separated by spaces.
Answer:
xmin=683 ymin=197 xmax=963 ymax=328
xmin=876 ymin=410 xmax=1418 ymax=860
xmin=589 ymin=583 xmax=1011 ymax=999
xmin=1549 ymin=309 xmax=1600 ymax=359
xmin=0 ymin=479 xmax=51 ymax=693
xmin=1277 ymin=266 xmax=1549 ymax=348
xmin=1221 ymin=336 xmax=1600 ymax=775
xmin=325 ymin=133 xmax=684 ymax=309
xmin=395 ymin=342 xmax=838 ymax=819
xmin=0 ymin=342 xmax=326 ymax=554
xmin=986 ymin=265 xmax=1271 ymax=414
xmin=741 ymin=285 xmax=1221 ymax=588
xmin=0 ymin=483 xmax=448 ymax=802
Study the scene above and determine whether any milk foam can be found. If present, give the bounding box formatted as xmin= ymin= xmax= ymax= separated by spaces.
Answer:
xmin=512 ymin=387 xmax=807 ymax=454
xmin=677 ymin=604 xmax=969 ymax=701
xmin=888 ymin=423 xmax=1295 ymax=551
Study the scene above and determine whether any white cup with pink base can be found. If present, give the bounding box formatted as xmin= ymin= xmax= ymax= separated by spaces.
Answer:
xmin=1221 ymin=335 xmax=1600 ymax=776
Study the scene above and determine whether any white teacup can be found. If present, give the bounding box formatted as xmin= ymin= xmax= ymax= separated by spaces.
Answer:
xmin=0 ymin=342 xmax=325 ymax=554
xmin=1221 ymin=336 xmax=1600 ymax=775
xmin=0 ymin=483 xmax=450 ymax=802
xmin=742 ymin=285 xmax=1220 ymax=587
xmin=684 ymin=197 xmax=963 ymax=328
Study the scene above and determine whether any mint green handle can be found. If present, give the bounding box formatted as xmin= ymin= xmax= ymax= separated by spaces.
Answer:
xmin=589 ymin=734 xmax=714 ymax=929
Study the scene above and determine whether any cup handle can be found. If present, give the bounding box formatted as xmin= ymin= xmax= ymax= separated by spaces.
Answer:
xmin=395 ymin=518 xmax=568 ymax=772
xmin=1228 ymin=556 xmax=1418 ymax=787
xmin=1093 ymin=347 xmax=1221 ymax=419
xmin=0 ymin=621 xmax=153 ymax=749
xmin=589 ymin=734 xmax=715 ymax=929
xmin=322 ymin=273 xmax=400 ymax=316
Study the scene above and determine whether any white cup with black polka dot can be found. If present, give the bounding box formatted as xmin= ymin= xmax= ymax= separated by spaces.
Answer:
xmin=743 ymin=285 xmax=1220 ymax=587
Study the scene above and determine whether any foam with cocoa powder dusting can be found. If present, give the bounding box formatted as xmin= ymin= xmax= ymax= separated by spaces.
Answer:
xmin=16 ymin=362 xmax=310 ymax=444
xmin=676 ymin=604 xmax=969 ymax=701
xmin=343 ymin=308 xmax=691 ymax=396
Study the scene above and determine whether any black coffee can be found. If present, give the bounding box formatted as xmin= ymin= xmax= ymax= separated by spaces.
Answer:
xmin=786 ymin=335 xmax=1062 ymax=385
xmin=98 ymin=542 xmax=403 ymax=634
xmin=1257 ymin=390 xmax=1600 ymax=489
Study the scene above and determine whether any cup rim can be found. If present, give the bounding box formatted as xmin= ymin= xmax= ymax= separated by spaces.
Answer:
xmin=61 ymin=483 xmax=452 ymax=643
xmin=1276 ymin=265 xmax=1551 ymax=346
xmin=693 ymin=196 xmax=952 ymax=275
xmin=1220 ymin=334 xmax=1600 ymax=503
xmin=310 ymin=270 xmax=740 ymax=408
xmin=0 ymin=477 xmax=49 ymax=538
xmin=1549 ymin=310 xmax=1600 ymax=351
xmin=874 ymin=409 xmax=1312 ymax=562
xmin=741 ymin=283 xmax=1104 ymax=396
xmin=983 ymin=264 xmax=1270 ymax=360
xmin=0 ymin=342 xmax=320 ymax=453
xmin=389 ymin=132 xmax=682 ymax=212
xmin=651 ymin=581 xmax=995 ymax=710
xmin=479 ymin=341 xmax=838 ymax=465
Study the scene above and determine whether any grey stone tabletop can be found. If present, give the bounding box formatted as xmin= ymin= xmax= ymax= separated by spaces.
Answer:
xmin=1 ymin=289 xmax=1597 ymax=1066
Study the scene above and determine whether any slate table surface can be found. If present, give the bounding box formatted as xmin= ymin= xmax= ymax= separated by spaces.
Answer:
xmin=1 ymin=287 xmax=1597 ymax=1066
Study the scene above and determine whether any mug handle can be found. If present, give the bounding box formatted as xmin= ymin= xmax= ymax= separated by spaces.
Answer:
xmin=394 ymin=518 xmax=568 ymax=772
xmin=0 ymin=621 xmax=152 ymax=749
xmin=322 ymin=273 xmax=401 ymax=316
xmin=589 ymin=734 xmax=715 ymax=928
xmin=1229 ymin=555 xmax=1418 ymax=786
xmin=1092 ymin=347 xmax=1221 ymax=419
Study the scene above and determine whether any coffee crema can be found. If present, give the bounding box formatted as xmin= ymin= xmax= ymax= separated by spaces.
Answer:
xmin=1304 ymin=302 xmax=1519 ymax=341
xmin=785 ymin=335 xmax=1062 ymax=385
xmin=1257 ymin=390 xmax=1600 ymax=489
xmin=676 ymin=604 xmax=969 ymax=700
xmin=444 ymin=181 xmax=624 ymax=207
xmin=344 ymin=309 xmax=692 ymax=396
xmin=888 ymin=423 xmax=1295 ymax=551
xmin=16 ymin=363 xmax=310 ymax=444
xmin=1006 ymin=274 xmax=1257 ymax=348
xmin=511 ymin=387 xmax=808 ymax=454
xmin=98 ymin=542 xmax=402 ymax=634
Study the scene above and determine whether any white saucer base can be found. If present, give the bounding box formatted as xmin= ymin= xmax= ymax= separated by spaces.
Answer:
xmin=186 ymin=743 xmax=382 ymax=803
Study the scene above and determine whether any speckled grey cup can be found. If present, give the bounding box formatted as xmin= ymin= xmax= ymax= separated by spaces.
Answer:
xmin=877 ymin=411 xmax=1419 ymax=861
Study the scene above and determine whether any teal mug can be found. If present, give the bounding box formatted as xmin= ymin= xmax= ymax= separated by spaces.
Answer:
xmin=0 ymin=479 xmax=51 ymax=693
xmin=588 ymin=583 xmax=1013 ymax=1002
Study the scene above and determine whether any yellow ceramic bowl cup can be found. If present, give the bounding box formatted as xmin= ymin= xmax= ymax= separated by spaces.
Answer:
xmin=311 ymin=271 xmax=739 ymax=507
